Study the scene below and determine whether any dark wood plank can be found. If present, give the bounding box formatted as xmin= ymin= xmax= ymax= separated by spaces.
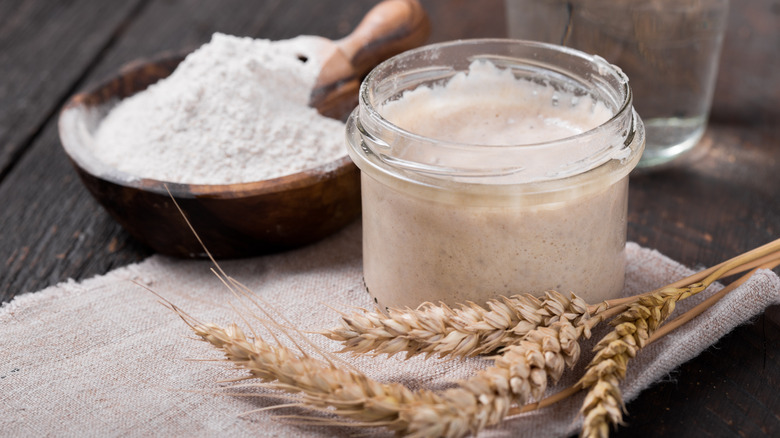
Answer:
xmin=711 ymin=0 xmax=780 ymax=123
xmin=84 ymin=0 xmax=505 ymax=86
xmin=621 ymin=116 xmax=780 ymax=437
xmin=0 ymin=0 xmax=146 ymax=176
xmin=0 ymin=122 xmax=150 ymax=300
xmin=614 ymin=307 xmax=780 ymax=438
xmin=629 ymin=123 xmax=780 ymax=270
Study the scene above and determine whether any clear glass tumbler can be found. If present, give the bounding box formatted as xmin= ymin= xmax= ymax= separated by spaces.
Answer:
xmin=506 ymin=0 xmax=729 ymax=169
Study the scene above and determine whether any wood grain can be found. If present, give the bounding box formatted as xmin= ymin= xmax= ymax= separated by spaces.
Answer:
xmin=711 ymin=0 xmax=780 ymax=123
xmin=629 ymin=124 xmax=780 ymax=268
xmin=0 ymin=0 xmax=145 ymax=176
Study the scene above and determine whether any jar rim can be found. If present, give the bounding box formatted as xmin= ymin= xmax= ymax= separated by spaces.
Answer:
xmin=349 ymin=38 xmax=645 ymax=188
xmin=360 ymin=39 xmax=633 ymax=149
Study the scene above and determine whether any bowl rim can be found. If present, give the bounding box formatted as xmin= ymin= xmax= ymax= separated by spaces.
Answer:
xmin=58 ymin=52 xmax=355 ymax=201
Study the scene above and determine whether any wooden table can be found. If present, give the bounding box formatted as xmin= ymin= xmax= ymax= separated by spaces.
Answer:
xmin=1 ymin=0 xmax=778 ymax=436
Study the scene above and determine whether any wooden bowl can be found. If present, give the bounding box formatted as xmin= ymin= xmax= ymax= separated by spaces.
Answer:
xmin=58 ymin=54 xmax=361 ymax=258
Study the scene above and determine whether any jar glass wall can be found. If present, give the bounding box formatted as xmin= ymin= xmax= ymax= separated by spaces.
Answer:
xmin=346 ymin=39 xmax=645 ymax=311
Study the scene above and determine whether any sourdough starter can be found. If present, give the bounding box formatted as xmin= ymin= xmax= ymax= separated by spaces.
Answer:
xmin=360 ymin=61 xmax=628 ymax=310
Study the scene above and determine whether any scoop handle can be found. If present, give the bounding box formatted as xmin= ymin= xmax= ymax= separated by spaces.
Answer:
xmin=337 ymin=0 xmax=430 ymax=77
xmin=312 ymin=0 xmax=429 ymax=119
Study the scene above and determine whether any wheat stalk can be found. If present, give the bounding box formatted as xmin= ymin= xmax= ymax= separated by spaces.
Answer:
xmin=174 ymin=306 xmax=545 ymax=437
xmin=506 ymin=257 xmax=780 ymax=425
xmin=192 ymin=315 xmax=592 ymax=437
xmin=158 ymin=288 xmax=596 ymax=437
xmin=162 ymin=253 xmax=778 ymax=438
xmin=153 ymin=285 xmax=530 ymax=437
xmin=162 ymin=184 xmax=780 ymax=437
xmin=578 ymin=275 xmax=715 ymax=436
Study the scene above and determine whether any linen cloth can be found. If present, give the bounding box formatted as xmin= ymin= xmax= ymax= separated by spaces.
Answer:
xmin=1 ymin=221 xmax=778 ymax=437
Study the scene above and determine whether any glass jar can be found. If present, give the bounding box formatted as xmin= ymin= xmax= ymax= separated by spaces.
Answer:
xmin=346 ymin=39 xmax=645 ymax=311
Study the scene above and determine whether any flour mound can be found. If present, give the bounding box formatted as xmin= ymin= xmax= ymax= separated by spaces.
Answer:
xmin=92 ymin=33 xmax=346 ymax=185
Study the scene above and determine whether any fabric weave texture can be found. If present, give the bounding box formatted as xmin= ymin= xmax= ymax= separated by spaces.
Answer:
xmin=1 ymin=222 xmax=778 ymax=437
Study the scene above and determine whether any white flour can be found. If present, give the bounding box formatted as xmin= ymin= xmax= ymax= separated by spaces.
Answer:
xmin=91 ymin=33 xmax=346 ymax=185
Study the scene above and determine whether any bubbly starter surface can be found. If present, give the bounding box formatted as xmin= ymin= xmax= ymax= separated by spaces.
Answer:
xmin=382 ymin=61 xmax=612 ymax=147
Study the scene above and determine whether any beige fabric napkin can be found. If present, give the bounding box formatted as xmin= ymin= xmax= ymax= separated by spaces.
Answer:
xmin=1 ymin=221 xmax=778 ymax=437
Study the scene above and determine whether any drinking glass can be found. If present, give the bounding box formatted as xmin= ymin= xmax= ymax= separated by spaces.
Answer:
xmin=506 ymin=0 xmax=729 ymax=169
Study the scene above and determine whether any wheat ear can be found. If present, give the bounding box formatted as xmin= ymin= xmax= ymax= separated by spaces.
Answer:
xmin=167 ymin=290 xmax=602 ymax=438
xmin=577 ymin=242 xmax=780 ymax=438
xmin=322 ymin=290 xmax=591 ymax=359
xmin=578 ymin=292 xmax=676 ymax=438
xmin=579 ymin=275 xmax=726 ymax=438
xmin=322 ymin=249 xmax=779 ymax=362
xmin=194 ymin=317 xmax=595 ymax=437
xmin=162 ymin=296 xmax=538 ymax=438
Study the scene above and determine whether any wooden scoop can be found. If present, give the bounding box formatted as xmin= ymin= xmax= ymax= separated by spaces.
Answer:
xmin=305 ymin=0 xmax=430 ymax=118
